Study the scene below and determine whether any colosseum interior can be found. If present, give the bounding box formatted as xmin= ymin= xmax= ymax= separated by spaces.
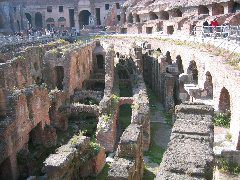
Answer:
xmin=1 ymin=0 xmax=240 ymax=180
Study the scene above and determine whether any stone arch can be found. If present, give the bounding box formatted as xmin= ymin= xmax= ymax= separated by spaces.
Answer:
xmin=25 ymin=13 xmax=32 ymax=28
xmin=54 ymin=66 xmax=64 ymax=90
xmin=58 ymin=17 xmax=66 ymax=27
xmin=127 ymin=13 xmax=133 ymax=23
xmin=198 ymin=5 xmax=210 ymax=15
xmin=134 ymin=14 xmax=140 ymax=23
xmin=46 ymin=18 xmax=55 ymax=30
xmin=96 ymin=54 xmax=104 ymax=70
xmin=187 ymin=60 xmax=198 ymax=84
xmin=35 ymin=12 xmax=43 ymax=28
xmin=176 ymin=55 xmax=184 ymax=74
xmin=172 ymin=8 xmax=183 ymax=17
xmin=204 ymin=71 xmax=213 ymax=99
xmin=149 ymin=11 xmax=158 ymax=20
xmin=79 ymin=10 xmax=91 ymax=29
xmin=218 ymin=87 xmax=230 ymax=113
xmin=159 ymin=11 xmax=169 ymax=20
xmin=212 ymin=3 xmax=224 ymax=16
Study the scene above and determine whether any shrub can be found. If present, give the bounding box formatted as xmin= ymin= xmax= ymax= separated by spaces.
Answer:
xmin=213 ymin=113 xmax=231 ymax=128
xmin=219 ymin=158 xmax=240 ymax=175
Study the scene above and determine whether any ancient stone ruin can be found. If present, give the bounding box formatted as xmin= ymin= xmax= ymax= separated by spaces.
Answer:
xmin=1 ymin=0 xmax=240 ymax=180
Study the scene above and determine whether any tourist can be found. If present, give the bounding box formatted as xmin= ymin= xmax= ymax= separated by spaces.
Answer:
xmin=210 ymin=18 xmax=219 ymax=37
xmin=203 ymin=20 xmax=210 ymax=36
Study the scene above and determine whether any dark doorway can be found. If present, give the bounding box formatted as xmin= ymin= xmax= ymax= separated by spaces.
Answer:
xmin=96 ymin=54 xmax=104 ymax=69
xmin=25 ymin=13 xmax=32 ymax=28
xmin=167 ymin=26 xmax=174 ymax=34
xmin=146 ymin=27 xmax=153 ymax=34
xmin=35 ymin=12 xmax=43 ymax=28
xmin=219 ymin=87 xmax=230 ymax=113
xmin=232 ymin=2 xmax=240 ymax=13
xmin=69 ymin=9 xmax=75 ymax=27
xmin=54 ymin=66 xmax=64 ymax=90
xmin=198 ymin=5 xmax=210 ymax=15
xmin=79 ymin=10 xmax=91 ymax=29
xmin=96 ymin=8 xmax=101 ymax=25
xmin=0 ymin=157 xmax=13 ymax=179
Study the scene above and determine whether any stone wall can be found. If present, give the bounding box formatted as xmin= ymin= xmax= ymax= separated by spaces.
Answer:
xmin=108 ymin=124 xmax=144 ymax=180
xmin=156 ymin=102 xmax=214 ymax=179
xmin=43 ymin=135 xmax=105 ymax=179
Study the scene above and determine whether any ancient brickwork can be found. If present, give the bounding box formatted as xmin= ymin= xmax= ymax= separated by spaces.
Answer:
xmin=156 ymin=102 xmax=214 ymax=179
xmin=43 ymin=136 xmax=105 ymax=179
xmin=108 ymin=124 xmax=144 ymax=180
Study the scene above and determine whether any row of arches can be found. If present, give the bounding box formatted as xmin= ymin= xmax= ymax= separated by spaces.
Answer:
xmin=127 ymin=2 xmax=240 ymax=24
xmin=25 ymin=10 xmax=92 ymax=29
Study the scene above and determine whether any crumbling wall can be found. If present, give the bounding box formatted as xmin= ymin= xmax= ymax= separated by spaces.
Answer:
xmin=43 ymin=135 xmax=105 ymax=179
xmin=108 ymin=124 xmax=144 ymax=180
xmin=156 ymin=102 xmax=214 ymax=179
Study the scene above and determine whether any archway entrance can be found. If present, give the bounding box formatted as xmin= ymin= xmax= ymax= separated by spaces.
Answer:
xmin=35 ymin=12 xmax=43 ymax=29
xmin=204 ymin=71 xmax=213 ymax=99
xmin=79 ymin=10 xmax=91 ymax=29
xmin=96 ymin=54 xmax=104 ymax=70
xmin=198 ymin=5 xmax=210 ymax=15
xmin=212 ymin=4 xmax=224 ymax=16
xmin=187 ymin=60 xmax=198 ymax=84
xmin=219 ymin=87 xmax=230 ymax=113
xmin=25 ymin=13 xmax=32 ymax=28
xmin=54 ymin=66 xmax=64 ymax=90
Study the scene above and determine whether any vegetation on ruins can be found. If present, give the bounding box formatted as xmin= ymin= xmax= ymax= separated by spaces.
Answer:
xmin=213 ymin=113 xmax=231 ymax=128
xmin=218 ymin=158 xmax=240 ymax=175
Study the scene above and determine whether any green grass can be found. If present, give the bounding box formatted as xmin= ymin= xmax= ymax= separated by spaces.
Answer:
xmin=218 ymin=158 xmax=240 ymax=175
xmin=144 ymin=124 xmax=165 ymax=164
xmin=119 ymin=83 xmax=133 ymax=97
xmin=213 ymin=113 xmax=231 ymax=128
xmin=97 ymin=163 xmax=110 ymax=180
xmin=143 ymin=166 xmax=156 ymax=180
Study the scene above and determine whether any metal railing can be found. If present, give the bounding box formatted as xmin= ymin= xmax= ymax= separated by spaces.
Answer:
xmin=193 ymin=25 xmax=240 ymax=42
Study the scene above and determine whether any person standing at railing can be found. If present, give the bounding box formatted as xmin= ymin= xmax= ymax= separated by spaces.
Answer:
xmin=203 ymin=20 xmax=210 ymax=36
xmin=211 ymin=18 xmax=219 ymax=38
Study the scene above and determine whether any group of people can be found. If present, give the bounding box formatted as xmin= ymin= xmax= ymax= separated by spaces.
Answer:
xmin=202 ymin=18 xmax=230 ymax=37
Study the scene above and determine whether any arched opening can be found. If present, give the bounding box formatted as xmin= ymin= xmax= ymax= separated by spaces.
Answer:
xmin=46 ymin=18 xmax=55 ymax=30
xmin=69 ymin=112 xmax=98 ymax=139
xmin=0 ymin=15 xmax=5 ymax=28
xmin=149 ymin=11 xmax=158 ymax=20
xmin=54 ymin=66 xmax=64 ymax=90
xmin=134 ymin=14 xmax=140 ymax=23
xmin=96 ymin=54 xmax=104 ymax=70
xmin=219 ymin=87 xmax=230 ymax=114
xmin=116 ymin=52 xmax=120 ymax=58
xmin=25 ymin=13 xmax=32 ymax=28
xmin=79 ymin=10 xmax=91 ymax=29
xmin=232 ymin=2 xmax=240 ymax=13
xmin=93 ymin=82 xmax=105 ymax=91
xmin=17 ymin=20 xmax=20 ymax=32
xmin=117 ymin=104 xmax=132 ymax=141
xmin=176 ymin=55 xmax=184 ymax=74
xmin=172 ymin=8 xmax=183 ymax=17
xmin=204 ymin=71 xmax=213 ymax=99
xmin=187 ymin=60 xmax=198 ymax=84
xmin=35 ymin=12 xmax=43 ymax=29
xmin=159 ymin=11 xmax=169 ymax=20
xmin=212 ymin=3 xmax=224 ymax=16
xmin=127 ymin=13 xmax=133 ymax=23
xmin=58 ymin=17 xmax=66 ymax=28
xmin=198 ymin=5 xmax=210 ymax=15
